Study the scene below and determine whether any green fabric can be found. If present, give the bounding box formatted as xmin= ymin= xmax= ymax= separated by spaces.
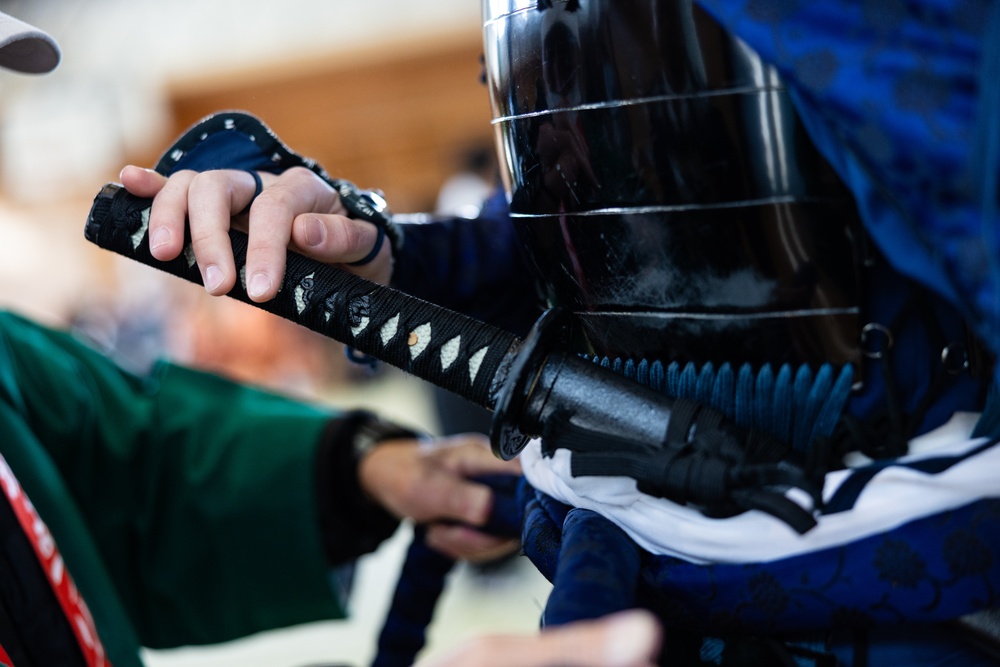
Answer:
xmin=0 ymin=310 xmax=347 ymax=662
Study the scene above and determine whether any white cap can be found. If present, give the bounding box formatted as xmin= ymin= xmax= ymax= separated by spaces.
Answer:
xmin=0 ymin=11 xmax=60 ymax=74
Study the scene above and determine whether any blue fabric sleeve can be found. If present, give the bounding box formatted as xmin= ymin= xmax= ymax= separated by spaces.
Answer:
xmin=391 ymin=190 xmax=541 ymax=336
xmin=161 ymin=131 xmax=275 ymax=174
xmin=152 ymin=112 xmax=328 ymax=178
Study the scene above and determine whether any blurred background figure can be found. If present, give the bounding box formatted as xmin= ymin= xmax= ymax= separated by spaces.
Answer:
xmin=0 ymin=1 xmax=552 ymax=665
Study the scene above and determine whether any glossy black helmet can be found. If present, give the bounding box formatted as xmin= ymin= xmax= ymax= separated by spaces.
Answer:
xmin=482 ymin=0 xmax=864 ymax=371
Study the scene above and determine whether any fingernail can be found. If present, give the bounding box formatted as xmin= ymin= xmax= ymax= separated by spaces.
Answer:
xmin=150 ymin=227 xmax=170 ymax=250
xmin=204 ymin=265 xmax=224 ymax=292
xmin=304 ymin=217 xmax=325 ymax=247
xmin=248 ymin=272 xmax=271 ymax=298
xmin=120 ymin=165 xmax=157 ymax=179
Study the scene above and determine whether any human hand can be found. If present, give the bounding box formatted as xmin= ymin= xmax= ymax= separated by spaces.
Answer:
xmin=119 ymin=165 xmax=393 ymax=302
xmin=413 ymin=610 xmax=662 ymax=667
xmin=358 ymin=433 xmax=522 ymax=562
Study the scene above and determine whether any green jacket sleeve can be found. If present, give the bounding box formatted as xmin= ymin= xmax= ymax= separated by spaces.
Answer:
xmin=0 ymin=310 xmax=347 ymax=648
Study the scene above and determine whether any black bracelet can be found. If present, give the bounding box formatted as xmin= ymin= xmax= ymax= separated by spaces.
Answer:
xmin=350 ymin=411 xmax=421 ymax=459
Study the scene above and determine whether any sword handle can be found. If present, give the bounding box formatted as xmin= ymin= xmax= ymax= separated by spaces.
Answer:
xmin=85 ymin=183 xmax=518 ymax=411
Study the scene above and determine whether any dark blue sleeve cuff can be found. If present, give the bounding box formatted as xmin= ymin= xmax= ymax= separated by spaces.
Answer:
xmin=392 ymin=191 xmax=541 ymax=335
xmin=151 ymin=110 xmax=403 ymax=254
xmin=152 ymin=111 xmax=329 ymax=179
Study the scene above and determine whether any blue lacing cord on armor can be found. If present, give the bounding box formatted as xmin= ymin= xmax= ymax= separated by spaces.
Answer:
xmin=583 ymin=357 xmax=855 ymax=452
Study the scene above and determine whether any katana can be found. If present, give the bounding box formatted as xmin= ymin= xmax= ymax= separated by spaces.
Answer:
xmin=85 ymin=182 xmax=821 ymax=532
xmin=84 ymin=182 xmax=659 ymax=459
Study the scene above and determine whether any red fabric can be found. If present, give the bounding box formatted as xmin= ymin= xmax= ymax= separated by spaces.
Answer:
xmin=0 ymin=454 xmax=109 ymax=667
xmin=0 ymin=639 xmax=14 ymax=666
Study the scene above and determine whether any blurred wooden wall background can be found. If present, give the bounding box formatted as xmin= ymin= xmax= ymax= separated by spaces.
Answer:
xmin=161 ymin=32 xmax=496 ymax=213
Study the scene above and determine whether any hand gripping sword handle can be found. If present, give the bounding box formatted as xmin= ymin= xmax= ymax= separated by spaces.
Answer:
xmin=84 ymin=183 xmax=519 ymax=413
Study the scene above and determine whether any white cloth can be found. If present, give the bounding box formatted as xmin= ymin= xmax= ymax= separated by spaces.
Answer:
xmin=520 ymin=411 xmax=1000 ymax=564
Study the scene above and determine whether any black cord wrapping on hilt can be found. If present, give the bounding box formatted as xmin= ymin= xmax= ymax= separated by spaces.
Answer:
xmin=558 ymin=398 xmax=822 ymax=534
xmin=85 ymin=184 xmax=519 ymax=410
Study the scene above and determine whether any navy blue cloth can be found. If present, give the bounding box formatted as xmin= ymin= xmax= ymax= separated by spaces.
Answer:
xmin=370 ymin=525 xmax=453 ymax=667
xmin=786 ymin=624 xmax=1000 ymax=667
xmin=520 ymin=486 xmax=1000 ymax=636
xmin=373 ymin=475 xmax=1000 ymax=666
xmin=390 ymin=190 xmax=540 ymax=338
xmin=154 ymin=116 xmax=291 ymax=176
xmin=370 ymin=475 xmax=523 ymax=667
xmin=541 ymin=508 xmax=642 ymax=627
xmin=693 ymin=0 xmax=1000 ymax=370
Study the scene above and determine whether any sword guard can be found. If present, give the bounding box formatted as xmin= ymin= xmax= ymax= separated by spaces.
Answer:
xmin=490 ymin=308 xmax=571 ymax=460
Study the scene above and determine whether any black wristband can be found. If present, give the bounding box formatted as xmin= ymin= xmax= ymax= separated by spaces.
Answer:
xmin=314 ymin=410 xmax=419 ymax=565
